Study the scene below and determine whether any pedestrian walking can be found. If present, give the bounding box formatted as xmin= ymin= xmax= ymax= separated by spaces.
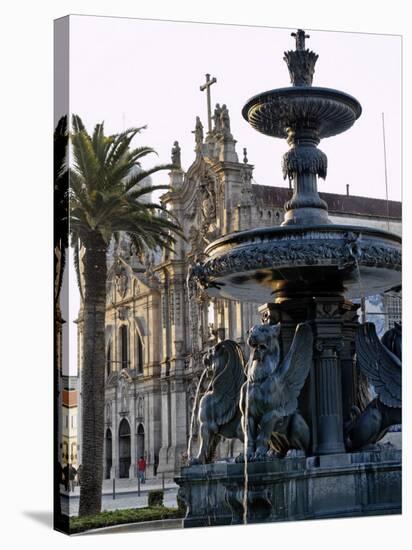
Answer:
xmin=137 ymin=456 xmax=146 ymax=484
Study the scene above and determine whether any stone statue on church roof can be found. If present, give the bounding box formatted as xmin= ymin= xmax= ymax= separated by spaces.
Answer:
xmin=213 ymin=103 xmax=222 ymax=133
xmin=192 ymin=116 xmax=204 ymax=149
xmin=171 ymin=140 xmax=181 ymax=169
xmin=220 ymin=104 xmax=232 ymax=138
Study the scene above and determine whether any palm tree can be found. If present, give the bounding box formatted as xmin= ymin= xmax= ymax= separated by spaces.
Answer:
xmin=70 ymin=115 xmax=181 ymax=517
xmin=54 ymin=115 xmax=69 ymax=528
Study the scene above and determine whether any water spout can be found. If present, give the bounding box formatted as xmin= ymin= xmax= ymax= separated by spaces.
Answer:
xmin=242 ymin=353 xmax=254 ymax=524
xmin=188 ymin=367 xmax=208 ymax=460
xmin=349 ymin=232 xmax=366 ymax=323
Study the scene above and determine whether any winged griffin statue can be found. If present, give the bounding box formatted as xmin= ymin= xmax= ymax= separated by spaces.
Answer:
xmin=346 ymin=322 xmax=402 ymax=451
xmin=240 ymin=322 xmax=313 ymax=461
xmin=188 ymin=339 xmax=247 ymax=465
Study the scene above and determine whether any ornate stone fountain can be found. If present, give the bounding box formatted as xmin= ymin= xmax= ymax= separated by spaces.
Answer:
xmin=176 ymin=29 xmax=402 ymax=527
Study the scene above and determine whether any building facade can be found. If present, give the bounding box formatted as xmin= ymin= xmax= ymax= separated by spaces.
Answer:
xmin=60 ymin=376 xmax=79 ymax=469
xmin=77 ymin=103 xmax=401 ymax=479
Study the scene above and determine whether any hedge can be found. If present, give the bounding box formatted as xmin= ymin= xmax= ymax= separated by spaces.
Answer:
xmin=69 ymin=506 xmax=182 ymax=534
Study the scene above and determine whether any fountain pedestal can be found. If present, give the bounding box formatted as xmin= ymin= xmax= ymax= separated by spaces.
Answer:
xmin=176 ymin=449 xmax=401 ymax=527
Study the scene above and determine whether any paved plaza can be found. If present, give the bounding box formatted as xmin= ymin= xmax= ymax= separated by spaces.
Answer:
xmin=61 ymin=477 xmax=179 ymax=517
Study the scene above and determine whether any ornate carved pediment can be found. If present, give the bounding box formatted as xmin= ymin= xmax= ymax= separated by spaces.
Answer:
xmin=136 ymin=394 xmax=145 ymax=420
xmin=118 ymin=370 xmax=132 ymax=413
xmin=182 ymin=157 xmax=220 ymax=252
xmin=106 ymin=256 xmax=158 ymax=305
xmin=107 ymin=258 xmax=131 ymax=300
xmin=115 ymin=266 xmax=129 ymax=299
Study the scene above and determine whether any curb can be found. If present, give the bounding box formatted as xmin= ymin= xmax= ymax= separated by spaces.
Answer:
xmin=73 ymin=518 xmax=183 ymax=535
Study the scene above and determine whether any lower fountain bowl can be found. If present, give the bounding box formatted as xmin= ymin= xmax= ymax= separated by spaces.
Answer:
xmin=175 ymin=449 xmax=401 ymax=527
xmin=196 ymin=225 xmax=401 ymax=303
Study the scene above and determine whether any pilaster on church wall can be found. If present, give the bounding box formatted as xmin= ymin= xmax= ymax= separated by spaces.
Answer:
xmin=169 ymin=379 xmax=188 ymax=470
xmin=146 ymin=388 xmax=162 ymax=467
xmin=157 ymin=270 xmax=171 ymax=371
xmin=112 ymin=387 xmax=118 ymax=478
xmin=215 ymin=168 xmax=243 ymax=234
xmin=129 ymin=406 xmax=136 ymax=478
xmin=146 ymin=294 xmax=161 ymax=375
xmin=168 ymin=273 xmax=187 ymax=364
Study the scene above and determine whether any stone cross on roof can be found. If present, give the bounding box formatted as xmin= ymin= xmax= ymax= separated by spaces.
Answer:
xmin=291 ymin=29 xmax=310 ymax=51
xmin=200 ymin=73 xmax=217 ymax=133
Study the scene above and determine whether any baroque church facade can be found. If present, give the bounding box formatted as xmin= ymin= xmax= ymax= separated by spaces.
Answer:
xmin=77 ymin=102 xmax=401 ymax=480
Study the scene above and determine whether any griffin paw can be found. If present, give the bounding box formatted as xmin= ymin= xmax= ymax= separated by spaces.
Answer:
xmin=235 ymin=451 xmax=254 ymax=463
xmin=253 ymin=448 xmax=270 ymax=461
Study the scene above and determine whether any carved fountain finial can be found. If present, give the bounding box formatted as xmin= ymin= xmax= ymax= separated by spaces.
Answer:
xmin=291 ymin=29 xmax=310 ymax=50
xmin=284 ymin=28 xmax=318 ymax=86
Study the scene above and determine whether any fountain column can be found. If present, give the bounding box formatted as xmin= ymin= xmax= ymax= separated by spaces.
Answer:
xmin=282 ymin=126 xmax=329 ymax=226
xmin=312 ymin=296 xmax=346 ymax=454
xmin=260 ymin=295 xmax=348 ymax=455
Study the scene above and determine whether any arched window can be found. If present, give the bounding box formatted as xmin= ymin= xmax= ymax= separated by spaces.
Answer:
xmin=106 ymin=402 xmax=112 ymax=423
xmin=120 ymin=325 xmax=128 ymax=369
xmin=136 ymin=423 xmax=145 ymax=462
xmin=136 ymin=331 xmax=143 ymax=374
xmin=105 ymin=429 xmax=112 ymax=479
xmin=106 ymin=342 xmax=112 ymax=376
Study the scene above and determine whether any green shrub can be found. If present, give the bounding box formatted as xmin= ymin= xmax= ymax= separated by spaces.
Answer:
xmin=148 ymin=490 xmax=164 ymax=507
xmin=69 ymin=506 xmax=179 ymax=534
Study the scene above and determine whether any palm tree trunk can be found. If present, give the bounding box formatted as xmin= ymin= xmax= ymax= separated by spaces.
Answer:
xmin=54 ymin=303 xmax=66 ymax=529
xmin=78 ymin=233 xmax=107 ymax=517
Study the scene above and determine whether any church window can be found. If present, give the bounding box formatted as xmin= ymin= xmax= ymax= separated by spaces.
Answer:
xmin=106 ymin=342 xmax=112 ymax=376
xmin=136 ymin=332 xmax=143 ymax=374
xmin=120 ymin=325 xmax=129 ymax=369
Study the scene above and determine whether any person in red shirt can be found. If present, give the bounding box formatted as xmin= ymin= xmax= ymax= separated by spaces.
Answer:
xmin=137 ymin=456 xmax=146 ymax=484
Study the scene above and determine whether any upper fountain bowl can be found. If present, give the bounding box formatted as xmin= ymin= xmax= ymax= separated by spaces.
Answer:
xmin=242 ymin=87 xmax=362 ymax=139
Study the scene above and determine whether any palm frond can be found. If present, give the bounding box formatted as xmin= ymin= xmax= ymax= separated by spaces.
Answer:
xmin=69 ymin=115 xmax=183 ymax=253
xmin=72 ymin=238 xmax=84 ymax=301
xmin=125 ymin=184 xmax=170 ymax=200
xmin=123 ymin=164 xmax=174 ymax=193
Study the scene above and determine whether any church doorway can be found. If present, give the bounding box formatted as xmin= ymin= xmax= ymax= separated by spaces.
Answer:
xmin=136 ymin=423 xmax=145 ymax=463
xmin=105 ymin=428 xmax=112 ymax=479
xmin=118 ymin=419 xmax=131 ymax=478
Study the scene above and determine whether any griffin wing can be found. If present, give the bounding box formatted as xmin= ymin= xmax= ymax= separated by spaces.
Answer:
xmin=274 ymin=322 xmax=313 ymax=416
xmin=355 ymin=322 xmax=401 ymax=408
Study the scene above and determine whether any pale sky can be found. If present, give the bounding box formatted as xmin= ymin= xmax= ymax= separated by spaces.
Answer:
xmin=69 ymin=15 xmax=401 ymax=200
xmin=65 ymin=16 xmax=402 ymax=375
